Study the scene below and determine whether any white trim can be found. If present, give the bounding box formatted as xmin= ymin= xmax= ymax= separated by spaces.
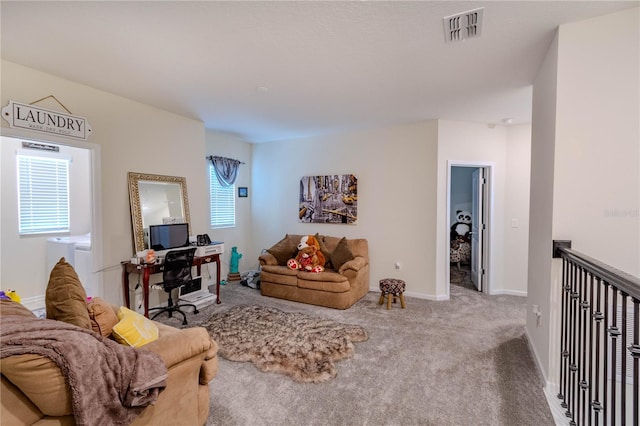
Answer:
xmin=524 ymin=326 xmax=548 ymax=383
xmin=368 ymin=288 xmax=449 ymax=301
xmin=20 ymin=294 xmax=45 ymax=311
xmin=524 ymin=327 xmax=567 ymax=425
xmin=490 ymin=289 xmax=527 ymax=297
xmin=544 ymin=383 xmax=570 ymax=426
xmin=446 ymin=161 xmax=495 ymax=298
xmin=1 ymin=127 xmax=104 ymax=298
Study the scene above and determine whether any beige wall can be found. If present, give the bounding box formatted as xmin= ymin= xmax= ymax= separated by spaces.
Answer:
xmin=251 ymin=119 xmax=532 ymax=299
xmin=204 ymin=130 xmax=253 ymax=284
xmin=527 ymin=30 xmax=558 ymax=382
xmin=528 ymin=7 xmax=639 ymax=384
xmin=436 ymin=120 xmax=531 ymax=298
xmin=1 ymin=60 xmax=207 ymax=305
xmin=251 ymin=121 xmax=439 ymax=298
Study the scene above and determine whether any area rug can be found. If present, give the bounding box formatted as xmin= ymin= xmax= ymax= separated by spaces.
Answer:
xmin=200 ymin=305 xmax=368 ymax=383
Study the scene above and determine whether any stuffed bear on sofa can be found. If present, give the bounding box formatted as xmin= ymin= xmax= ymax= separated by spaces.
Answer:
xmin=259 ymin=234 xmax=369 ymax=309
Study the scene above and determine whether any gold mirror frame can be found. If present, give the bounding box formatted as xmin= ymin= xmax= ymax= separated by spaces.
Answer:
xmin=128 ymin=172 xmax=191 ymax=254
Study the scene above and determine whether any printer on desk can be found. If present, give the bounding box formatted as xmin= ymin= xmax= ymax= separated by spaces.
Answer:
xmin=195 ymin=241 xmax=224 ymax=257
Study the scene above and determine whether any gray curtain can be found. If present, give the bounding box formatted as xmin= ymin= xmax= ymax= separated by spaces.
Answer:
xmin=208 ymin=156 xmax=241 ymax=187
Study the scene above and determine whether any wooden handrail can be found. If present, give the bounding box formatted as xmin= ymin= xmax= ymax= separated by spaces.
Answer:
xmin=558 ymin=247 xmax=640 ymax=299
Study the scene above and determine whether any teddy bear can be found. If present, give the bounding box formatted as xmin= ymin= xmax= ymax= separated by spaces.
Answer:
xmin=450 ymin=210 xmax=472 ymax=242
xmin=287 ymin=235 xmax=325 ymax=273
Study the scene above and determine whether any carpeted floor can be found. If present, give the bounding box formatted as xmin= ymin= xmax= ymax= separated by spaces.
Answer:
xmin=155 ymin=280 xmax=554 ymax=426
xmin=450 ymin=263 xmax=475 ymax=291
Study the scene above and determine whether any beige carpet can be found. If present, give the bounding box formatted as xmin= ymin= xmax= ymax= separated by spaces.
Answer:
xmin=156 ymin=281 xmax=554 ymax=426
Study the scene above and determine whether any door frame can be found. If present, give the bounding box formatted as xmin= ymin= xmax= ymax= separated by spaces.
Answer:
xmin=446 ymin=161 xmax=493 ymax=298
xmin=1 ymin=127 xmax=103 ymax=298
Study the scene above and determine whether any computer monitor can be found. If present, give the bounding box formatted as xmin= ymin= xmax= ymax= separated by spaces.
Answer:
xmin=148 ymin=223 xmax=190 ymax=251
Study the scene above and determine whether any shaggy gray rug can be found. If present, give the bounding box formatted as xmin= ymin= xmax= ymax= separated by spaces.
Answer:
xmin=200 ymin=305 xmax=368 ymax=383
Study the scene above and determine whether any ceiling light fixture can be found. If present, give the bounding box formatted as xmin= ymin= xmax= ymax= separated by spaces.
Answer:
xmin=502 ymin=118 xmax=514 ymax=125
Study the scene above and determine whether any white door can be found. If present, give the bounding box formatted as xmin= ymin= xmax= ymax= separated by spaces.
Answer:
xmin=471 ymin=168 xmax=484 ymax=291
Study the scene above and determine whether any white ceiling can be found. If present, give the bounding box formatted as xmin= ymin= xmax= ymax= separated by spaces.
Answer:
xmin=1 ymin=1 xmax=636 ymax=143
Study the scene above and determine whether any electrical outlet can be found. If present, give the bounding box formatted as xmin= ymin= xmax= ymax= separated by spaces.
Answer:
xmin=395 ymin=262 xmax=401 ymax=270
xmin=532 ymin=305 xmax=542 ymax=327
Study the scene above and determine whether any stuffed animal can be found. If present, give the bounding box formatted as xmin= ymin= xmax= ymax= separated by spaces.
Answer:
xmin=450 ymin=210 xmax=472 ymax=242
xmin=287 ymin=235 xmax=325 ymax=273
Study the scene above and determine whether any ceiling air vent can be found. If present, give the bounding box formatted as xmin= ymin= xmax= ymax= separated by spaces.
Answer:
xmin=443 ymin=7 xmax=484 ymax=43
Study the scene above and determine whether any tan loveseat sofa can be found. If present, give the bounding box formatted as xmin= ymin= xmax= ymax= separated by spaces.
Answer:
xmin=0 ymin=300 xmax=218 ymax=426
xmin=259 ymin=234 xmax=369 ymax=309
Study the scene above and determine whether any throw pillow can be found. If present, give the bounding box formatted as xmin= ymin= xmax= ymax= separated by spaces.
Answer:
xmin=314 ymin=233 xmax=333 ymax=268
xmin=267 ymin=234 xmax=298 ymax=265
xmin=330 ymin=237 xmax=355 ymax=270
xmin=87 ymin=297 xmax=119 ymax=337
xmin=112 ymin=307 xmax=159 ymax=348
xmin=45 ymin=257 xmax=92 ymax=330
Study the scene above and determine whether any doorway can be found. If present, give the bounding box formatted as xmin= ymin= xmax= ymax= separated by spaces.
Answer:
xmin=0 ymin=133 xmax=101 ymax=306
xmin=448 ymin=164 xmax=490 ymax=295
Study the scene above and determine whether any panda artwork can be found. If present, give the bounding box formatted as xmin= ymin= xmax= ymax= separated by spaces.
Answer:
xmin=450 ymin=210 xmax=472 ymax=242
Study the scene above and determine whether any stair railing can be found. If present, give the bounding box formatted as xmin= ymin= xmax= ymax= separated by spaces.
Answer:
xmin=554 ymin=242 xmax=639 ymax=426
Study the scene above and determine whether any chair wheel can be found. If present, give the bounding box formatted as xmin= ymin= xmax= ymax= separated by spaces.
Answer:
xmin=182 ymin=319 xmax=188 ymax=326
xmin=194 ymin=309 xmax=199 ymax=314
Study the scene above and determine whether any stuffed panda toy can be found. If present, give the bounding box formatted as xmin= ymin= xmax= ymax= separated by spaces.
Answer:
xmin=450 ymin=210 xmax=472 ymax=242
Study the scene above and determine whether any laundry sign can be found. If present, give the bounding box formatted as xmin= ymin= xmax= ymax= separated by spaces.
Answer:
xmin=2 ymin=100 xmax=92 ymax=140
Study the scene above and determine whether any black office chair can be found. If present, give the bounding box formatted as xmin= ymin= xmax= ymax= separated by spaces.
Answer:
xmin=149 ymin=247 xmax=199 ymax=325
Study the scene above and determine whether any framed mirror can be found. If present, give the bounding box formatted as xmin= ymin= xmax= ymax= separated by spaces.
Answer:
xmin=128 ymin=172 xmax=191 ymax=254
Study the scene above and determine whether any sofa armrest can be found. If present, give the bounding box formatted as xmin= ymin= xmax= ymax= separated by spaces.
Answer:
xmin=338 ymin=256 xmax=368 ymax=274
xmin=259 ymin=252 xmax=279 ymax=266
xmin=199 ymin=340 xmax=219 ymax=384
xmin=144 ymin=324 xmax=214 ymax=369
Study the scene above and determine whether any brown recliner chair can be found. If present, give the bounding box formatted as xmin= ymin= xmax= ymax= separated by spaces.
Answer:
xmin=0 ymin=300 xmax=218 ymax=425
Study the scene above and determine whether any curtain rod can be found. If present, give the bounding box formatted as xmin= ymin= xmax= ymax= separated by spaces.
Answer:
xmin=205 ymin=155 xmax=245 ymax=165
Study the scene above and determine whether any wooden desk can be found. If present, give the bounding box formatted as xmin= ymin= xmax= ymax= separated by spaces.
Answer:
xmin=121 ymin=253 xmax=221 ymax=317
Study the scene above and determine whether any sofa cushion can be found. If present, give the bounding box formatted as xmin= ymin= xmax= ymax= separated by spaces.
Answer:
xmin=0 ymin=353 xmax=73 ymax=417
xmin=45 ymin=258 xmax=92 ymax=330
xmin=297 ymin=274 xmax=350 ymax=293
xmin=267 ymin=234 xmax=298 ymax=265
xmin=261 ymin=265 xmax=298 ymax=286
xmin=87 ymin=297 xmax=119 ymax=337
xmin=112 ymin=307 xmax=159 ymax=348
xmin=0 ymin=300 xmax=36 ymax=318
xmin=330 ymin=237 xmax=355 ymax=270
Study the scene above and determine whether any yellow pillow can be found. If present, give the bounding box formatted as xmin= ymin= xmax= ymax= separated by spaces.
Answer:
xmin=111 ymin=307 xmax=159 ymax=348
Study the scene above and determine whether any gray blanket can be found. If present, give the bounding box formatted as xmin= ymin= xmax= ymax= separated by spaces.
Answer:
xmin=1 ymin=315 xmax=168 ymax=426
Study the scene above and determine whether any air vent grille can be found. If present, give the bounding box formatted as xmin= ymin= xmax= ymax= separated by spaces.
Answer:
xmin=443 ymin=7 xmax=484 ymax=43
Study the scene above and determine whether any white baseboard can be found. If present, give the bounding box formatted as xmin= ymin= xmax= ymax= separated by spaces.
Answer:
xmin=490 ymin=289 xmax=527 ymax=297
xmin=543 ymin=383 xmax=570 ymax=426
xmin=524 ymin=327 xmax=567 ymax=426
xmin=368 ymin=288 xmax=448 ymax=301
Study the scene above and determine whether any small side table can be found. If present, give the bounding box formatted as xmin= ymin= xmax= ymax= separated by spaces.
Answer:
xmin=379 ymin=278 xmax=406 ymax=310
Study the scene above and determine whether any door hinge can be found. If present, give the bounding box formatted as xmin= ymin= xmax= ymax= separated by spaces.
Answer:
xmin=482 ymin=269 xmax=485 ymax=275
xmin=482 ymin=224 xmax=486 ymax=230
xmin=482 ymin=178 xmax=486 ymax=184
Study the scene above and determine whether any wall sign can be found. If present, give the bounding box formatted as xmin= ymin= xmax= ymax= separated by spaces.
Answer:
xmin=2 ymin=100 xmax=92 ymax=140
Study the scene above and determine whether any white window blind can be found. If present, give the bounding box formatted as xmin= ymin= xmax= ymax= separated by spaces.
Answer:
xmin=209 ymin=165 xmax=235 ymax=228
xmin=17 ymin=154 xmax=70 ymax=234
